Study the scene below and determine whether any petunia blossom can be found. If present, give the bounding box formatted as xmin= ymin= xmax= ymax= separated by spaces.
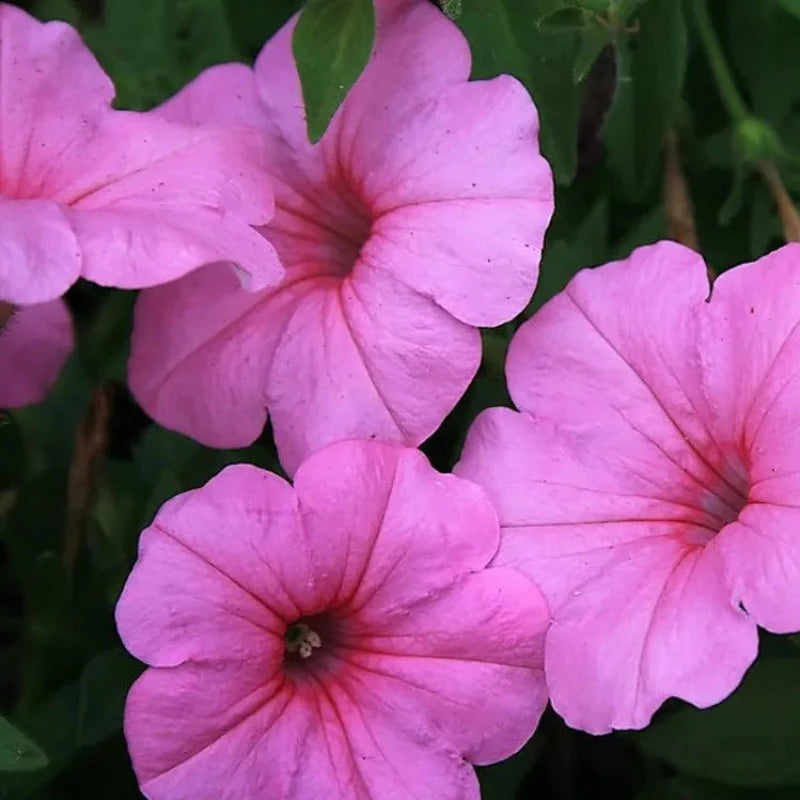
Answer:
xmin=0 ymin=3 xmax=281 ymax=405
xmin=457 ymin=241 xmax=800 ymax=734
xmin=128 ymin=0 xmax=554 ymax=474
xmin=0 ymin=300 xmax=73 ymax=408
xmin=116 ymin=440 xmax=550 ymax=800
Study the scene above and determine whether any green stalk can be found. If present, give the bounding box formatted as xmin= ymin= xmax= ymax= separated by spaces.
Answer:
xmin=692 ymin=0 xmax=749 ymax=123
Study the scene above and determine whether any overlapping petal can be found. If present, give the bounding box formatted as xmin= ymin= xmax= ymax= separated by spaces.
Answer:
xmin=0 ymin=3 xmax=281 ymax=304
xmin=0 ymin=299 xmax=73 ymax=408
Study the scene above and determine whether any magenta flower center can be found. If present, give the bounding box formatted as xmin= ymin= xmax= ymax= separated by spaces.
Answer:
xmin=690 ymin=450 xmax=749 ymax=544
xmin=271 ymin=164 xmax=373 ymax=279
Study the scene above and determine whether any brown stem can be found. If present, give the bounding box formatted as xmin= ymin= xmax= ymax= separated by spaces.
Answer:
xmin=64 ymin=383 xmax=114 ymax=577
xmin=757 ymin=160 xmax=800 ymax=243
xmin=663 ymin=129 xmax=700 ymax=252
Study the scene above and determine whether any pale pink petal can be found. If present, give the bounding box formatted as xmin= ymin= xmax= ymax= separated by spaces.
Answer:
xmin=0 ymin=4 xmax=113 ymax=196
xmin=156 ymin=63 xmax=268 ymax=131
xmin=542 ymin=535 xmax=755 ymax=734
xmin=0 ymin=299 xmax=73 ymax=407
xmin=292 ymin=440 xmax=500 ymax=614
xmin=345 ymin=567 xmax=548 ymax=764
xmin=369 ymin=196 xmax=549 ymax=328
xmin=116 ymin=464 xmax=310 ymax=637
xmin=52 ymin=113 xmax=280 ymax=291
xmin=128 ymin=663 xmax=473 ymax=800
xmin=115 ymin=523 xmax=284 ymax=669
xmin=268 ymin=271 xmax=479 ymax=474
xmin=0 ymin=199 xmax=80 ymax=304
xmin=125 ymin=666 xmax=335 ymax=800
xmin=717 ymin=502 xmax=800 ymax=633
xmin=128 ymin=265 xmax=304 ymax=448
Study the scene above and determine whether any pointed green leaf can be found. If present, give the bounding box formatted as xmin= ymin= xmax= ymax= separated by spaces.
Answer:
xmin=0 ymin=716 xmax=47 ymax=773
xmin=292 ymin=0 xmax=376 ymax=143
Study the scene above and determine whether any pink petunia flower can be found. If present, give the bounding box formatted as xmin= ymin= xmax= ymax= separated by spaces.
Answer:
xmin=0 ymin=4 xmax=281 ymax=404
xmin=457 ymin=241 xmax=800 ymax=734
xmin=128 ymin=0 xmax=553 ymax=474
xmin=0 ymin=300 xmax=73 ymax=408
xmin=116 ymin=440 xmax=550 ymax=800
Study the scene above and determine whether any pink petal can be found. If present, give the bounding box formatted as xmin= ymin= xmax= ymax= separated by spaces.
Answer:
xmin=0 ymin=5 xmax=280 ymax=296
xmin=345 ymin=566 xmax=548 ymax=764
xmin=690 ymin=245 xmax=800 ymax=632
xmin=0 ymin=199 xmax=80 ymax=305
xmin=718 ymin=505 xmax=800 ymax=633
xmin=126 ymin=665 xmax=328 ymax=800
xmin=291 ymin=440 xmax=500 ymax=613
xmin=156 ymin=63 xmax=268 ymax=130
xmin=128 ymin=662 xmax=474 ymax=800
xmin=267 ymin=270 xmax=480 ymax=474
xmin=456 ymin=407 xmax=756 ymax=734
xmin=370 ymin=195 xmax=549 ymax=328
xmin=0 ymin=5 xmax=113 ymax=196
xmin=253 ymin=0 xmax=470 ymax=181
xmin=54 ymin=113 xmax=280 ymax=291
xmin=542 ymin=535 xmax=755 ymax=734
xmin=116 ymin=464 xmax=309 ymax=661
xmin=0 ymin=299 xmax=73 ymax=407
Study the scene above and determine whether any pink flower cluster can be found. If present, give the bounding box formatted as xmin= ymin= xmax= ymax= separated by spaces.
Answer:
xmin=4 ymin=0 xmax=800 ymax=796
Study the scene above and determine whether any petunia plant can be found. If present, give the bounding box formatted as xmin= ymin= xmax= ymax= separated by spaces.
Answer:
xmin=2 ymin=0 xmax=800 ymax=799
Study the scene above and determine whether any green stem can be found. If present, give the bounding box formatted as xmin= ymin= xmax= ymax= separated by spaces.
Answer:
xmin=692 ymin=0 xmax=749 ymax=122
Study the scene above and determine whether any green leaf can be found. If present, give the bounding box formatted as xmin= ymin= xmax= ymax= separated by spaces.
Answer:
xmin=637 ymin=657 xmax=800 ymax=787
xmin=292 ymin=0 xmax=376 ymax=143
xmin=728 ymin=0 xmax=800 ymax=126
xmin=458 ymin=0 xmax=581 ymax=184
xmin=440 ymin=0 xmax=464 ymax=19
xmin=0 ymin=717 xmax=47 ymax=773
xmin=604 ymin=0 xmax=688 ymax=198
xmin=31 ymin=0 xmax=81 ymax=24
xmin=777 ymin=0 xmax=800 ymax=19
xmin=573 ymin=21 xmax=612 ymax=82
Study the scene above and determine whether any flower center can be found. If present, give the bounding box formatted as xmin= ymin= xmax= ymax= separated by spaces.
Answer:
xmin=270 ymin=166 xmax=374 ymax=279
xmin=686 ymin=450 xmax=749 ymax=545
xmin=284 ymin=621 xmax=323 ymax=660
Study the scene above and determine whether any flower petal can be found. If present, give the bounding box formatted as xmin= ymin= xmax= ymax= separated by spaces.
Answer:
xmin=267 ymin=270 xmax=479 ymax=473
xmin=116 ymin=464 xmax=307 ymax=667
xmin=292 ymin=441 xmax=499 ymax=615
xmin=0 ymin=299 xmax=73 ymax=407
xmin=0 ymin=198 xmax=80 ymax=304
xmin=56 ymin=113 xmax=280 ymax=291
xmin=542 ymin=536 xmax=755 ymax=733
xmin=0 ymin=5 xmax=113 ymax=196
xmin=125 ymin=666 xmax=325 ymax=800
xmin=128 ymin=265 xmax=304 ymax=448
xmin=345 ymin=565 xmax=548 ymax=764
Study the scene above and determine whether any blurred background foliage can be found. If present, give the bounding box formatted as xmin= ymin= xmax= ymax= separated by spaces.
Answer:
xmin=2 ymin=0 xmax=800 ymax=797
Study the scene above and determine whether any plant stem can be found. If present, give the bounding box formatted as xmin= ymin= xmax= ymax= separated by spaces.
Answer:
xmin=758 ymin=161 xmax=800 ymax=242
xmin=692 ymin=0 xmax=749 ymax=123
